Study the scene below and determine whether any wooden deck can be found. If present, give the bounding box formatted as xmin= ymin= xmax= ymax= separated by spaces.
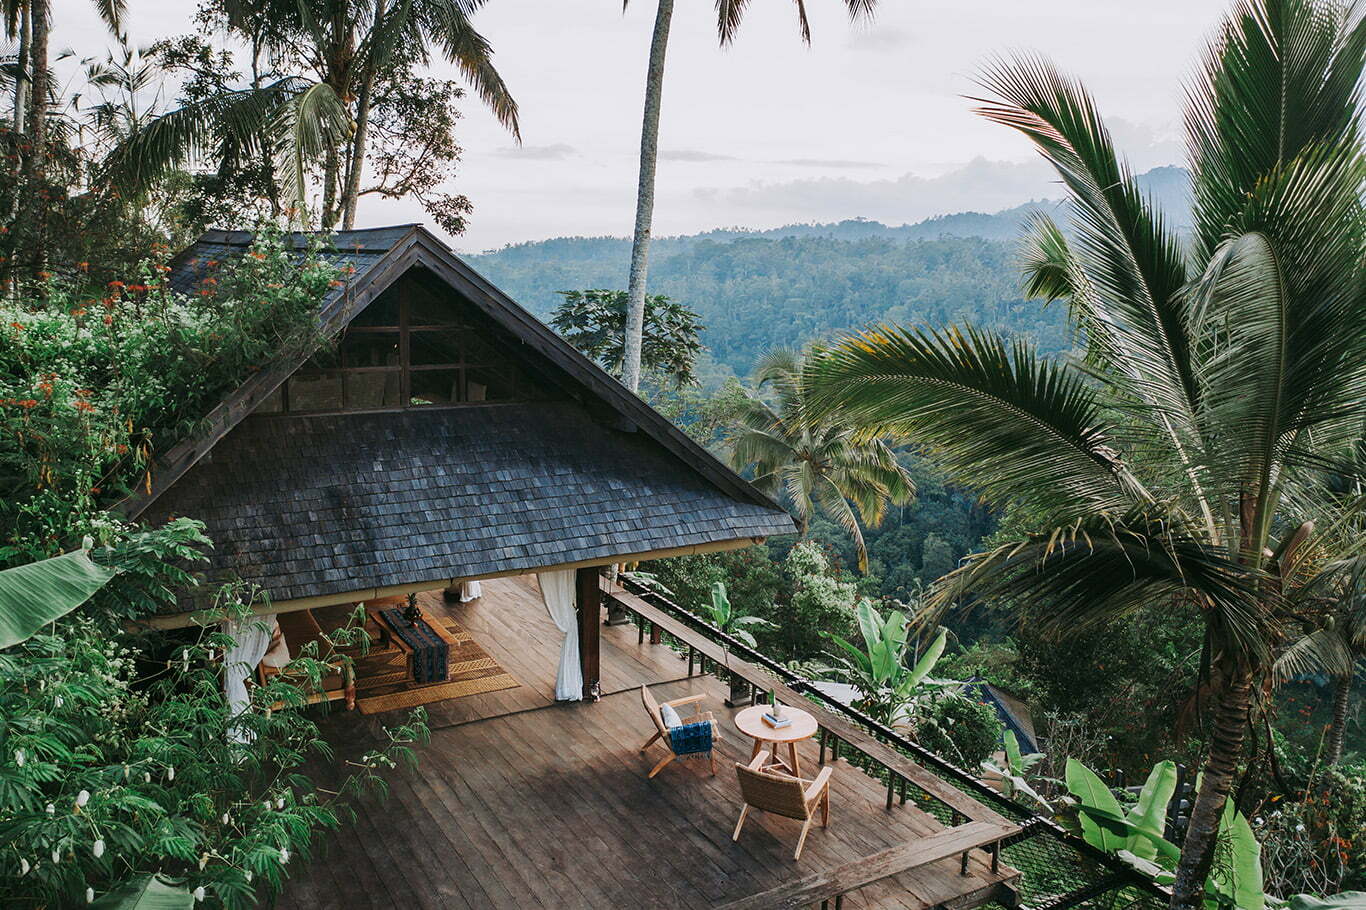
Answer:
xmin=277 ymin=576 xmax=1020 ymax=909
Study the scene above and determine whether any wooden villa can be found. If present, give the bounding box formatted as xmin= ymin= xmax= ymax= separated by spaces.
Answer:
xmin=122 ymin=225 xmax=1022 ymax=909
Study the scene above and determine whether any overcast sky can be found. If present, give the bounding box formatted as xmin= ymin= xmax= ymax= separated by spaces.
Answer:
xmin=54 ymin=0 xmax=1229 ymax=251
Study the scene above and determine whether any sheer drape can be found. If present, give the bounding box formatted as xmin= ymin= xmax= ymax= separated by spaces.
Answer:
xmin=536 ymin=570 xmax=581 ymax=701
xmin=222 ymin=615 xmax=273 ymax=743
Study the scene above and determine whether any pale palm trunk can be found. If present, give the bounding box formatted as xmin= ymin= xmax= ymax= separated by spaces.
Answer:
xmin=19 ymin=0 xmax=49 ymax=273
xmin=1170 ymin=670 xmax=1253 ymax=910
xmin=623 ymin=0 xmax=674 ymax=393
xmin=341 ymin=0 xmax=384 ymax=231
xmin=13 ymin=2 xmax=31 ymax=135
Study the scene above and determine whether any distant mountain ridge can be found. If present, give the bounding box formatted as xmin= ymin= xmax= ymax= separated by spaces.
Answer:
xmin=467 ymin=166 xmax=1190 ymax=378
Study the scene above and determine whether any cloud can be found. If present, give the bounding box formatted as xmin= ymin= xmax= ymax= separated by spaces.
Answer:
xmin=660 ymin=149 xmax=740 ymax=162
xmin=700 ymin=157 xmax=1060 ymax=225
xmin=769 ymin=157 xmax=886 ymax=169
xmin=494 ymin=143 xmax=578 ymax=160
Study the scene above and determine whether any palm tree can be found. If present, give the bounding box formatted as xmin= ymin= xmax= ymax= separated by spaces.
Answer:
xmin=104 ymin=0 xmax=517 ymax=227
xmin=5 ymin=0 xmax=124 ymax=268
xmin=729 ymin=348 xmax=913 ymax=572
xmin=1281 ymin=552 xmax=1366 ymax=765
xmin=619 ymin=0 xmax=878 ymax=392
xmin=803 ymin=1 xmax=1366 ymax=905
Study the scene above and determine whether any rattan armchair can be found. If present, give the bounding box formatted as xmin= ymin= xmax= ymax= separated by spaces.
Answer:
xmin=733 ymin=750 xmax=833 ymax=859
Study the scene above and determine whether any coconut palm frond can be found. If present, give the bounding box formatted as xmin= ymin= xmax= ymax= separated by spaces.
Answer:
xmin=806 ymin=323 xmax=1137 ymax=519
xmin=273 ymin=79 xmax=351 ymax=212
xmin=1019 ymin=211 xmax=1075 ymax=303
xmin=422 ymin=0 xmax=520 ymax=139
xmin=101 ymin=77 xmax=305 ymax=199
xmin=925 ymin=510 xmax=1268 ymax=665
xmin=1186 ymin=0 xmax=1366 ymax=260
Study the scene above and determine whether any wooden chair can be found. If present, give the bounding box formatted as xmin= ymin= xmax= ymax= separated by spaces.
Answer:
xmin=639 ymin=685 xmax=718 ymax=777
xmin=733 ymin=751 xmax=834 ymax=860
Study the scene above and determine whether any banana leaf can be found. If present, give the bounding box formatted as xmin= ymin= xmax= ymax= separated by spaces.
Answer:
xmin=1066 ymin=758 xmax=1129 ymax=853
xmin=905 ymin=627 xmax=946 ymax=689
xmin=0 ymin=548 xmax=117 ymax=649
xmin=1208 ymin=802 xmax=1264 ymax=910
xmin=1125 ymin=760 xmax=1177 ymax=863
xmin=90 ymin=875 xmax=193 ymax=909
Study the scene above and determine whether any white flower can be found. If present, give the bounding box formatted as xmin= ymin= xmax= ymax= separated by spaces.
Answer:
xmin=14 ymin=749 xmax=24 ymax=767
xmin=92 ymin=840 xmax=105 ymax=859
xmin=193 ymin=886 xmax=206 ymax=902
xmin=1296 ymin=823 xmax=1307 ymax=832
xmin=166 ymin=766 xmax=175 ymax=781
xmin=86 ymin=887 xmax=94 ymax=904
xmin=51 ymin=849 xmax=60 ymax=863
xmin=143 ymin=772 xmax=151 ymax=783
xmin=54 ymin=696 xmax=63 ymax=708
xmin=262 ymin=799 xmax=271 ymax=811
xmin=45 ymin=803 xmax=54 ymax=815
xmin=76 ymin=790 xmax=90 ymax=808
xmin=221 ymin=812 xmax=230 ymax=825
xmin=198 ymin=854 xmax=208 ymax=871
xmin=279 ymin=847 xmax=290 ymax=864
xmin=275 ymin=797 xmax=285 ymax=809
xmin=244 ymin=871 xmax=252 ymax=883
xmin=19 ymin=858 xmax=29 ymax=876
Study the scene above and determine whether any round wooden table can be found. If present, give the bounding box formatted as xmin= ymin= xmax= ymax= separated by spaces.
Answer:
xmin=733 ymin=704 xmax=819 ymax=777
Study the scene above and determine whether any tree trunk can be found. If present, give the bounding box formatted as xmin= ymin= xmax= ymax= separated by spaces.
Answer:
xmin=340 ymin=0 xmax=382 ymax=231
xmin=19 ymin=0 xmax=49 ymax=276
xmin=321 ymin=146 xmax=340 ymax=228
xmin=341 ymin=68 xmax=375 ymax=230
xmin=13 ymin=1 xmax=31 ymax=136
xmin=1326 ymin=674 xmax=1351 ymax=765
xmin=1170 ymin=670 xmax=1253 ymax=910
xmin=622 ymin=0 xmax=674 ymax=393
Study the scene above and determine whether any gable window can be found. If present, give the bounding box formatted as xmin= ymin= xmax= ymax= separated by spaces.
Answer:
xmin=256 ymin=276 xmax=551 ymax=415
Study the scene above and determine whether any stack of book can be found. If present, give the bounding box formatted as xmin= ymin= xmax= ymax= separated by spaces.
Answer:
xmin=762 ymin=710 xmax=791 ymax=729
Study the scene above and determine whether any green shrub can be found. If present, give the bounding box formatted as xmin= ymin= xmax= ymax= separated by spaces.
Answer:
xmin=0 ymin=224 xmax=336 ymax=565
xmin=913 ymin=694 xmax=1004 ymax=770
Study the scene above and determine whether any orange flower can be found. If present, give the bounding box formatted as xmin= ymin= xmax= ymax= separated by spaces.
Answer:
xmin=9 ymin=322 xmax=22 ymax=331
xmin=73 ymin=400 xmax=95 ymax=413
xmin=18 ymin=399 xmax=37 ymax=409
xmin=78 ymin=262 xmax=90 ymax=272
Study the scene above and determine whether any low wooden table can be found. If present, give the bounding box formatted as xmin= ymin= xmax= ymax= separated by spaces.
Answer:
xmin=369 ymin=605 xmax=458 ymax=684
xmin=734 ymin=704 xmax=820 ymax=777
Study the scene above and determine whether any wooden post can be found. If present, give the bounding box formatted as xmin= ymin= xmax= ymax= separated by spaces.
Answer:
xmin=576 ymin=567 xmax=602 ymax=701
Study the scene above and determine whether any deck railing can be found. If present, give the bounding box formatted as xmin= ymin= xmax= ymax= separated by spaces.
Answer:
xmin=605 ymin=573 xmax=1173 ymax=910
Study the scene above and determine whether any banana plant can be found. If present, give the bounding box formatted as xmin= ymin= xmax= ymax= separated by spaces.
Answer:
xmin=705 ymin=581 xmax=773 ymax=649
xmin=981 ymin=730 xmax=1051 ymax=810
xmin=1065 ymin=757 xmax=1267 ymax=909
xmin=823 ymin=601 xmax=947 ymax=725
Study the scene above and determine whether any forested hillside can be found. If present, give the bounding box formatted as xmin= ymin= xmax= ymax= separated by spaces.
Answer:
xmin=468 ymin=166 xmax=1189 ymax=376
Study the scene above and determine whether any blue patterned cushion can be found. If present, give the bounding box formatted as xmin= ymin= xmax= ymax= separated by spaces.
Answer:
xmin=669 ymin=720 xmax=713 ymax=756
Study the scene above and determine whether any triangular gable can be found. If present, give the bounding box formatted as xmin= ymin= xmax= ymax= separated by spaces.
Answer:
xmin=120 ymin=225 xmax=786 ymax=523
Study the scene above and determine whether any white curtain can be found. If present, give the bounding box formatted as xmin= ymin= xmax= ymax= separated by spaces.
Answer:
xmin=537 ymin=570 xmax=581 ymax=701
xmin=222 ymin=615 xmax=273 ymax=743
xmin=460 ymin=580 xmax=483 ymax=602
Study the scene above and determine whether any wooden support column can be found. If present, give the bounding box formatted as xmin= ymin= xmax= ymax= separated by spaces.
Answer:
xmin=576 ymin=566 xmax=602 ymax=701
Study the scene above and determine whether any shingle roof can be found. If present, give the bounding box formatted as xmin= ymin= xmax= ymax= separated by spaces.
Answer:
xmin=131 ymin=225 xmax=796 ymax=609
xmin=141 ymin=403 xmax=794 ymax=607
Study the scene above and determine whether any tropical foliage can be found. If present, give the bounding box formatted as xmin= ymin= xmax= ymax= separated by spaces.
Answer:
xmin=729 ymin=348 xmax=914 ymax=571
xmin=550 ymin=288 xmax=704 ymax=387
xmin=806 ymin=0 xmax=1366 ymax=903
